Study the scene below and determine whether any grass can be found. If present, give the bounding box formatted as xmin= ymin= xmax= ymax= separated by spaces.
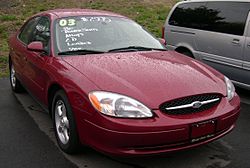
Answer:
xmin=0 ymin=0 xmax=178 ymax=77
xmin=0 ymin=56 xmax=9 ymax=77
xmin=0 ymin=14 xmax=17 ymax=21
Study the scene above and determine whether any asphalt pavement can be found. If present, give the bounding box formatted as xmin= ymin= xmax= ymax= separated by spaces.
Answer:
xmin=0 ymin=78 xmax=250 ymax=168
xmin=0 ymin=78 xmax=77 ymax=168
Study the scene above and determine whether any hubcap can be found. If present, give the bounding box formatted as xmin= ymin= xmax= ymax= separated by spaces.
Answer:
xmin=11 ymin=65 xmax=16 ymax=88
xmin=55 ymin=100 xmax=70 ymax=144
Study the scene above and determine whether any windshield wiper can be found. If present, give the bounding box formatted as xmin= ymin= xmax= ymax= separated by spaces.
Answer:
xmin=58 ymin=49 xmax=105 ymax=55
xmin=108 ymin=46 xmax=167 ymax=53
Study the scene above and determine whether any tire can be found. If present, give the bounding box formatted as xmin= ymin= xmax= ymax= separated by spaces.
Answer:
xmin=9 ymin=61 xmax=23 ymax=93
xmin=52 ymin=90 xmax=79 ymax=154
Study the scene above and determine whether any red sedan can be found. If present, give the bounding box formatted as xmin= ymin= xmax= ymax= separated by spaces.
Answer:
xmin=8 ymin=9 xmax=240 ymax=156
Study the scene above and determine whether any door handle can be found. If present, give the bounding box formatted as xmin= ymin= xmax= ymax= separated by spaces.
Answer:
xmin=232 ymin=39 xmax=240 ymax=45
xmin=247 ymin=43 xmax=250 ymax=47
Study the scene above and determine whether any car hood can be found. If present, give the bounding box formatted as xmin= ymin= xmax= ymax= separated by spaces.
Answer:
xmin=62 ymin=51 xmax=226 ymax=109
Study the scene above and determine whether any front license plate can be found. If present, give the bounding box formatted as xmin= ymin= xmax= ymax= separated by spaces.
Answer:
xmin=191 ymin=120 xmax=216 ymax=140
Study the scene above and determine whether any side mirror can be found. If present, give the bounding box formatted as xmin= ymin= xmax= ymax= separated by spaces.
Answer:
xmin=27 ymin=41 xmax=44 ymax=52
xmin=158 ymin=38 xmax=166 ymax=45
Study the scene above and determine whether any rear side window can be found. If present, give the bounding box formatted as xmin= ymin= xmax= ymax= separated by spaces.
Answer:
xmin=205 ymin=2 xmax=250 ymax=36
xmin=169 ymin=2 xmax=250 ymax=36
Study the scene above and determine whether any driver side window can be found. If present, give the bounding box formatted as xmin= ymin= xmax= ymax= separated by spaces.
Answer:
xmin=29 ymin=17 xmax=51 ymax=53
xmin=19 ymin=17 xmax=40 ymax=45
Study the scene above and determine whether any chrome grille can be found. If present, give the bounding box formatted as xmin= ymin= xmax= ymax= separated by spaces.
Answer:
xmin=160 ymin=94 xmax=222 ymax=115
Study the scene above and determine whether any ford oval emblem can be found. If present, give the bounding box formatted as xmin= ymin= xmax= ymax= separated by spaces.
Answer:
xmin=192 ymin=101 xmax=203 ymax=109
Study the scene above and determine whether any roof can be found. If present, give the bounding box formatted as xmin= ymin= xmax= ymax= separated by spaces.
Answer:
xmin=39 ymin=8 xmax=127 ymax=18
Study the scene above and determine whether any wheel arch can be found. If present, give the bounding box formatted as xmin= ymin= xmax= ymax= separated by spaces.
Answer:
xmin=9 ymin=54 xmax=14 ymax=70
xmin=47 ymin=83 xmax=65 ymax=117
xmin=9 ymin=54 xmax=11 ymax=68
xmin=175 ymin=46 xmax=194 ymax=58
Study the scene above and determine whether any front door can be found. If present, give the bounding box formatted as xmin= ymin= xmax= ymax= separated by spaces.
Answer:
xmin=23 ymin=16 xmax=51 ymax=103
xmin=14 ymin=16 xmax=40 ymax=82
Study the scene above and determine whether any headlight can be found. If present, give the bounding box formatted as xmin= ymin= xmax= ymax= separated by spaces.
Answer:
xmin=88 ymin=91 xmax=153 ymax=118
xmin=225 ymin=76 xmax=235 ymax=101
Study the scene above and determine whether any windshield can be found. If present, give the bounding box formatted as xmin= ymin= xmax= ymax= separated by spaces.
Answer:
xmin=54 ymin=16 xmax=165 ymax=54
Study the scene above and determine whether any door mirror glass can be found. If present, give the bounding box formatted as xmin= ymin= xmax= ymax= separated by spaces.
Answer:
xmin=27 ymin=41 xmax=44 ymax=52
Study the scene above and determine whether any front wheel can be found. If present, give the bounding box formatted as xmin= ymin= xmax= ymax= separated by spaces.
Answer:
xmin=52 ymin=90 xmax=79 ymax=154
xmin=9 ymin=62 xmax=23 ymax=93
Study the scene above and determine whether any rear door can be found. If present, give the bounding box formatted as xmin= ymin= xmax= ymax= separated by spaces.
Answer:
xmin=195 ymin=2 xmax=249 ymax=83
xmin=242 ymin=12 xmax=250 ymax=86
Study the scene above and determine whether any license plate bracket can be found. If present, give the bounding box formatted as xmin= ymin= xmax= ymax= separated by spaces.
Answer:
xmin=191 ymin=119 xmax=216 ymax=140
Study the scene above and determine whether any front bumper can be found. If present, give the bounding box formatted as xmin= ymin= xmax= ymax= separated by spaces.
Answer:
xmin=78 ymin=95 xmax=240 ymax=156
